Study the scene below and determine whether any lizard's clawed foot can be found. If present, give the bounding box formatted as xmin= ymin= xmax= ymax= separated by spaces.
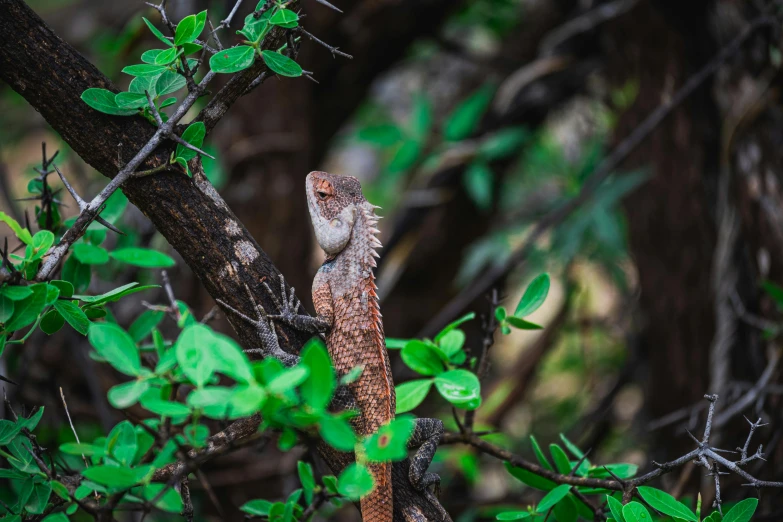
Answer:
xmin=263 ymin=274 xmax=302 ymax=326
xmin=407 ymin=417 xmax=448 ymax=519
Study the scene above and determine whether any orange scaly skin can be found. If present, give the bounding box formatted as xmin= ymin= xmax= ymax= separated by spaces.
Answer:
xmin=307 ymin=171 xmax=395 ymax=522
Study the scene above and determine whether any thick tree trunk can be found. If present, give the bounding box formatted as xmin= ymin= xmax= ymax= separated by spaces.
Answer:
xmin=604 ymin=0 xmax=720 ymax=453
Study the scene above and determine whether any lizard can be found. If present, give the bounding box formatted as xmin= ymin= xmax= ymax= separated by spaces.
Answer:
xmin=255 ymin=171 xmax=447 ymax=522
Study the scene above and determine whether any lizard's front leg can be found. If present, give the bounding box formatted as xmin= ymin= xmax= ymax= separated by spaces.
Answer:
xmin=265 ymin=274 xmax=331 ymax=333
xmin=408 ymin=417 xmax=445 ymax=513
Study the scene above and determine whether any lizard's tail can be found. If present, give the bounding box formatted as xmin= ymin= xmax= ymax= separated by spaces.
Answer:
xmin=361 ymin=461 xmax=393 ymax=522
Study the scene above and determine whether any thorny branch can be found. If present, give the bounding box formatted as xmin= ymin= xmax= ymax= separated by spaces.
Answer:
xmin=444 ymin=393 xmax=783 ymax=511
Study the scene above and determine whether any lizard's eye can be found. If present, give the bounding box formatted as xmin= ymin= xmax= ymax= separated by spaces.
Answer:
xmin=317 ymin=191 xmax=329 ymax=200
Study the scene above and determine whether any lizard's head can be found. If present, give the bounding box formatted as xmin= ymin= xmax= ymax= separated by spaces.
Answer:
xmin=306 ymin=171 xmax=365 ymax=255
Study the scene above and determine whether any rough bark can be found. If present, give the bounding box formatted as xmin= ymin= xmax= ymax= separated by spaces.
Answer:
xmin=0 ymin=0 xmax=448 ymax=519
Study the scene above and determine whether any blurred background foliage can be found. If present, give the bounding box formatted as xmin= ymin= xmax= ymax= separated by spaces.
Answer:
xmin=2 ymin=0 xmax=783 ymax=519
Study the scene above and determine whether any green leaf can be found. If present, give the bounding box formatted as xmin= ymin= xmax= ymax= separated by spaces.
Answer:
xmin=110 ymin=247 xmax=175 ymax=268
xmin=588 ymin=463 xmax=638 ymax=479
xmin=32 ymin=230 xmax=55 ymax=258
xmin=7 ymin=438 xmax=38 ymax=474
xmin=320 ymin=415 xmax=356 ymax=452
xmin=636 ymin=487 xmax=696 ymax=521
xmin=114 ymin=91 xmax=149 ymax=109
xmin=261 ymin=50 xmax=303 ymax=77
xmin=401 ymin=340 xmax=445 ymax=376
xmin=50 ymin=480 xmax=70 ymax=501
xmin=549 ymin=444 xmax=572 ymax=474
xmin=387 ymin=139 xmax=421 ymax=174
xmin=106 ymin=420 xmax=137 ymax=466
xmin=411 ymin=93 xmax=433 ymax=141
xmin=209 ymin=331 xmax=255 ymax=384
xmin=241 ymin=499 xmax=274 ymax=516
xmin=464 ymin=161 xmax=493 ymax=210
xmin=0 ymin=212 xmax=32 ymax=245
xmin=479 ymin=127 xmax=528 ymax=160
xmin=340 ymin=365 xmax=363 ymax=385
xmin=141 ymin=395 xmax=191 ymax=417
xmin=606 ymin=495 xmax=625 ymax=522
xmin=338 ymin=463 xmax=374 ymax=500
xmin=0 ymin=294 xmax=13 ymax=323
xmin=122 ymin=64 xmax=168 ymax=77
xmin=363 ymin=416 xmax=415 ymax=462
xmin=506 ymin=316 xmax=543 ymax=330
xmin=530 ymin=435 xmax=554 ymax=471
xmin=515 ymin=273 xmax=550 ymax=317
xmin=143 ymin=17 xmax=174 ymax=47
xmin=141 ymin=49 xmax=165 ymax=64
xmin=0 ymin=419 xmax=24 ymax=445
xmin=762 ymin=280 xmax=783 ymax=310
xmin=18 ymin=406 xmax=43 ymax=431
xmin=82 ymin=465 xmax=141 ymax=489
xmin=621 ymin=501 xmax=651 ymax=522
xmin=0 ymin=285 xmax=32 ymax=300
xmin=438 ymin=329 xmax=465 ymax=357
xmin=49 ymin=280 xmax=74 ymax=298
xmin=159 ymin=96 xmax=178 ymax=108
xmin=496 ymin=512 xmax=531 ymax=520
xmin=444 ymin=84 xmax=495 ymax=141
xmin=536 ymin=484 xmax=571 ymax=512
xmin=553 ymin=494 xmax=578 ymax=522
xmin=434 ymin=369 xmax=481 ymax=409
xmin=300 ymin=339 xmax=335 ymax=411
xmin=239 ymin=10 xmax=272 ymax=42
xmin=108 ymin=379 xmax=149 ymax=409
xmin=76 ymin=282 xmax=159 ymax=305
xmin=722 ymin=498 xmax=758 ymax=522
xmin=60 ymin=441 xmax=104 ymax=456
xmin=5 ymin=283 xmax=47 ymax=331
xmin=357 ymin=125 xmax=403 ymax=147
xmin=53 ymin=300 xmax=90 ymax=335
xmin=88 ymin=323 xmax=142 ymax=376
xmin=156 ymin=70 xmax=187 ymax=96
xmin=298 ymin=461 xmax=316 ymax=504
xmin=154 ymin=46 xmax=181 ymax=65
xmin=193 ymin=10 xmax=207 ymax=38
xmin=129 ymin=310 xmax=165 ymax=342
xmin=434 ymin=312 xmax=475 ymax=342
xmin=268 ymin=365 xmax=309 ymax=394
xmin=81 ymin=88 xmax=139 ymax=116
xmin=210 ymin=46 xmax=256 ymax=73
xmin=558 ymin=433 xmax=587 ymax=460
xmin=176 ymin=324 xmax=217 ymax=387
xmin=141 ymin=483 xmax=183 ymax=513
xmin=129 ymin=74 xmax=160 ymax=96
xmin=270 ymin=8 xmax=299 ymax=27
xmin=395 ymin=379 xmax=433 ymax=413
xmin=504 ymin=461 xmax=556 ymax=491
xmin=385 ymin=338 xmax=409 ymax=349
xmin=227 ymin=385 xmax=267 ymax=418
xmin=187 ymin=386 xmax=234 ymax=417
xmin=175 ymin=121 xmax=207 ymax=162
xmin=174 ymin=14 xmax=198 ymax=45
